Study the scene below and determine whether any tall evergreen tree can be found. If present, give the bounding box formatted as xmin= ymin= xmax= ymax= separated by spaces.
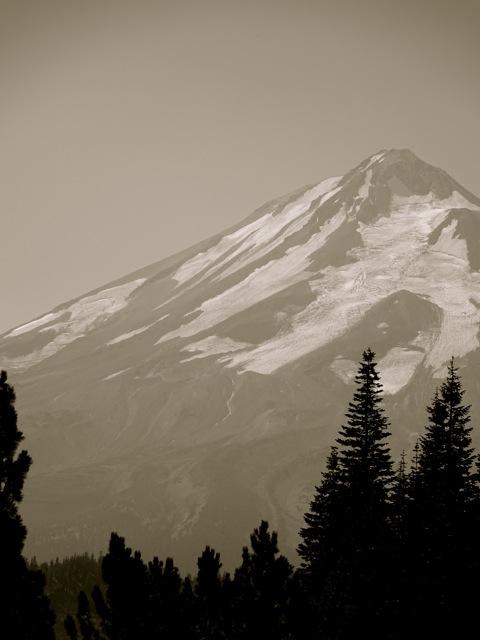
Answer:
xmin=411 ymin=359 xmax=479 ymax=636
xmin=298 ymin=348 xmax=395 ymax=639
xmin=92 ymin=532 xmax=149 ymax=640
xmin=194 ymin=546 xmax=224 ymax=639
xmin=233 ymin=521 xmax=292 ymax=640
xmin=147 ymin=555 xmax=184 ymax=638
xmin=298 ymin=446 xmax=344 ymax=577
xmin=0 ymin=370 xmax=55 ymax=639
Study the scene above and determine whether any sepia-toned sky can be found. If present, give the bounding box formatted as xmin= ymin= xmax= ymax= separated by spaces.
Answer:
xmin=1 ymin=0 xmax=479 ymax=333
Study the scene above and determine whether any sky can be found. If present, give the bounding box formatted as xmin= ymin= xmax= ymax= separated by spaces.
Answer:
xmin=0 ymin=0 xmax=479 ymax=333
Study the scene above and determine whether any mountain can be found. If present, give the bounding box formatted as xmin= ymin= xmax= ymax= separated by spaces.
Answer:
xmin=2 ymin=149 xmax=480 ymax=569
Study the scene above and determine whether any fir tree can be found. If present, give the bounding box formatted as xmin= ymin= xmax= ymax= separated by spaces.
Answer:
xmin=296 ymin=446 xmax=346 ymax=636
xmin=411 ymin=359 xmax=479 ymax=636
xmin=298 ymin=348 xmax=395 ymax=639
xmin=0 ymin=370 xmax=55 ymax=639
xmin=298 ymin=446 xmax=344 ymax=577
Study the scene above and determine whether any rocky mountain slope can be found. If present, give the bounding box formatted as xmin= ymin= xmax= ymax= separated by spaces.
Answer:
xmin=2 ymin=149 xmax=480 ymax=569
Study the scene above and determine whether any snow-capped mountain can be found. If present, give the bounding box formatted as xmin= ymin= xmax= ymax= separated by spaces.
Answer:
xmin=3 ymin=149 xmax=480 ymax=568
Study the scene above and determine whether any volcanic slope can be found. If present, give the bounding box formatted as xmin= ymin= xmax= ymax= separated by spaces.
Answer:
xmin=2 ymin=149 xmax=480 ymax=568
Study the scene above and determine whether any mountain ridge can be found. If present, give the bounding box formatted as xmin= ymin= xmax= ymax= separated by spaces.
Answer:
xmin=2 ymin=148 xmax=480 ymax=569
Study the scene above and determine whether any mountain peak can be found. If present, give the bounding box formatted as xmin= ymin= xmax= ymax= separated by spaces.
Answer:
xmin=346 ymin=148 xmax=477 ymax=206
xmin=359 ymin=148 xmax=435 ymax=173
xmin=3 ymin=149 xmax=480 ymax=568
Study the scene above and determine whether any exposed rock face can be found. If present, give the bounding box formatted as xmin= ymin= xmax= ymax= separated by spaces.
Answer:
xmin=2 ymin=149 xmax=480 ymax=569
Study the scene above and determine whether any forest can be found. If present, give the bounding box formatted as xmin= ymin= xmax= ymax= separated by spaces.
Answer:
xmin=1 ymin=349 xmax=478 ymax=639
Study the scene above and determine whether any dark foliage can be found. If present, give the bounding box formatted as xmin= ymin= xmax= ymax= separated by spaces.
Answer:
xmin=34 ymin=553 xmax=103 ymax=640
xmin=232 ymin=521 xmax=293 ymax=639
xmin=298 ymin=348 xmax=394 ymax=638
xmin=404 ymin=358 xmax=478 ymax=637
xmin=0 ymin=370 xmax=55 ymax=639
xmin=6 ymin=353 xmax=480 ymax=640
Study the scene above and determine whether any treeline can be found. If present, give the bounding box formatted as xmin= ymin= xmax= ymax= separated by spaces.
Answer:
xmin=30 ymin=554 xmax=103 ymax=640
xmin=2 ymin=349 xmax=480 ymax=639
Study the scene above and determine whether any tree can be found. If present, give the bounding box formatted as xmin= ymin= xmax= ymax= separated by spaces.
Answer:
xmin=194 ymin=546 xmax=224 ymax=639
xmin=410 ymin=359 xmax=479 ymax=636
xmin=147 ymin=555 xmax=184 ymax=639
xmin=298 ymin=348 xmax=395 ymax=638
xmin=233 ymin=521 xmax=292 ymax=640
xmin=0 ymin=370 xmax=55 ymax=639
xmin=298 ymin=446 xmax=344 ymax=576
xmin=390 ymin=451 xmax=408 ymax=540
xmin=92 ymin=532 xmax=149 ymax=640
xmin=64 ymin=591 xmax=103 ymax=640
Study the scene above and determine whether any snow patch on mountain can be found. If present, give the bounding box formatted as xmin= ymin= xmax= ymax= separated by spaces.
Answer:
xmin=172 ymin=176 xmax=342 ymax=286
xmin=103 ymin=368 xmax=131 ymax=381
xmin=5 ymin=311 xmax=63 ymax=338
xmin=157 ymin=209 xmax=347 ymax=345
xmin=364 ymin=151 xmax=386 ymax=169
xmin=391 ymin=190 xmax=477 ymax=211
xmin=107 ymin=314 xmax=169 ymax=346
xmin=209 ymin=176 xmax=343 ymax=283
xmin=378 ymin=347 xmax=424 ymax=394
xmin=220 ymin=195 xmax=480 ymax=375
xmin=357 ymin=169 xmax=372 ymax=201
xmin=330 ymin=357 xmax=357 ymax=384
xmin=2 ymin=279 xmax=146 ymax=371
xmin=330 ymin=347 xmax=424 ymax=395
xmin=181 ymin=336 xmax=252 ymax=363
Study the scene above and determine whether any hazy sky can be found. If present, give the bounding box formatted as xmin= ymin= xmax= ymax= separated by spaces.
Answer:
xmin=1 ymin=0 xmax=479 ymax=333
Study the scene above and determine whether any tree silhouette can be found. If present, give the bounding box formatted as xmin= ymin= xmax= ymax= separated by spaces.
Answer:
xmin=93 ymin=532 xmax=149 ymax=639
xmin=233 ymin=520 xmax=292 ymax=639
xmin=194 ymin=546 xmax=224 ymax=639
xmin=64 ymin=591 xmax=102 ymax=640
xmin=298 ymin=349 xmax=394 ymax=638
xmin=410 ymin=359 xmax=478 ymax=636
xmin=0 ymin=370 xmax=55 ymax=639
xmin=147 ymin=555 xmax=184 ymax=638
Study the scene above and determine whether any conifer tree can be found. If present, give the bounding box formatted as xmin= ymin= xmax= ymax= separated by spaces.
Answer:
xmin=298 ymin=349 xmax=394 ymax=638
xmin=391 ymin=451 xmax=408 ymax=540
xmin=64 ymin=591 xmax=102 ymax=640
xmin=194 ymin=546 xmax=224 ymax=639
xmin=298 ymin=446 xmax=344 ymax=578
xmin=147 ymin=555 xmax=184 ymax=638
xmin=92 ymin=532 xmax=149 ymax=639
xmin=0 ymin=370 xmax=55 ymax=639
xmin=412 ymin=359 xmax=479 ymax=636
xmin=296 ymin=446 xmax=347 ymax=636
xmin=233 ymin=521 xmax=292 ymax=640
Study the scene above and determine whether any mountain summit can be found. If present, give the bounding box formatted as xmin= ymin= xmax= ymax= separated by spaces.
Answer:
xmin=2 ymin=149 xmax=480 ymax=568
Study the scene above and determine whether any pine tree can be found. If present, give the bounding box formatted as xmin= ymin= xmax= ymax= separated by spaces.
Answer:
xmin=0 ymin=370 xmax=55 ymax=639
xmin=147 ymin=555 xmax=184 ymax=638
xmin=411 ymin=359 xmax=479 ymax=636
xmin=92 ymin=532 xmax=149 ymax=640
xmin=233 ymin=521 xmax=292 ymax=640
xmin=298 ymin=348 xmax=395 ymax=638
xmin=194 ymin=546 xmax=224 ymax=639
